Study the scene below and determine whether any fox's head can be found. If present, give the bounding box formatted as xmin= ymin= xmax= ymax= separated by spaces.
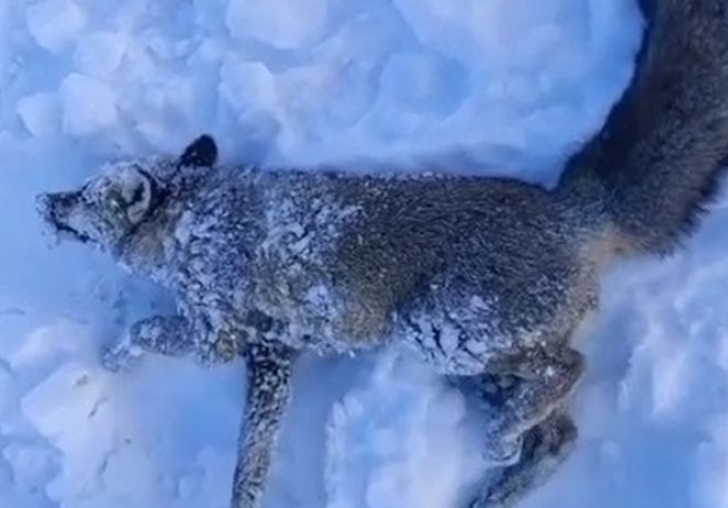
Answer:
xmin=37 ymin=135 xmax=218 ymax=257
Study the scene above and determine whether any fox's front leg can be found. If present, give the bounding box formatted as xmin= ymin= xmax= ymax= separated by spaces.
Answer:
xmin=101 ymin=315 xmax=196 ymax=370
xmin=102 ymin=313 xmax=246 ymax=370
xmin=231 ymin=342 xmax=297 ymax=508
xmin=101 ymin=314 xmax=248 ymax=371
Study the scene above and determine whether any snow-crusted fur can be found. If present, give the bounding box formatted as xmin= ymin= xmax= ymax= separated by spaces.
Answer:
xmin=36 ymin=0 xmax=728 ymax=506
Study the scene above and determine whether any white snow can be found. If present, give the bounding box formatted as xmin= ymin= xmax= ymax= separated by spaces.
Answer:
xmin=3 ymin=0 xmax=728 ymax=507
xmin=17 ymin=93 xmax=60 ymax=138
xmin=325 ymin=353 xmax=487 ymax=508
xmin=73 ymin=32 xmax=128 ymax=78
xmin=60 ymin=74 xmax=119 ymax=136
xmin=226 ymin=0 xmax=329 ymax=50
xmin=26 ymin=0 xmax=87 ymax=54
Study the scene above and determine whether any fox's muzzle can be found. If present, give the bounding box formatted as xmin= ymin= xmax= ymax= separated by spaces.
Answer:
xmin=36 ymin=191 xmax=91 ymax=243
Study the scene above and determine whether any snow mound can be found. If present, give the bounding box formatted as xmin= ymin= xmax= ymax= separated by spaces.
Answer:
xmin=226 ymin=0 xmax=330 ymax=49
xmin=325 ymin=353 xmax=486 ymax=508
xmin=27 ymin=0 xmax=86 ymax=54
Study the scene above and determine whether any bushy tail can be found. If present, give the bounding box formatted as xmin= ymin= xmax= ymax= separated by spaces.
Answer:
xmin=558 ymin=0 xmax=728 ymax=255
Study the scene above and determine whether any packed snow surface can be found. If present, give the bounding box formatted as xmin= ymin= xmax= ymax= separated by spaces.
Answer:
xmin=2 ymin=0 xmax=728 ymax=507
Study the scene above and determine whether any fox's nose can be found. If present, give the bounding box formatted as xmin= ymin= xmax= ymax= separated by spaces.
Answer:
xmin=36 ymin=193 xmax=55 ymax=224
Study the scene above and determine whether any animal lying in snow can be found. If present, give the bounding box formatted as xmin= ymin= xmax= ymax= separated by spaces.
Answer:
xmin=37 ymin=0 xmax=728 ymax=506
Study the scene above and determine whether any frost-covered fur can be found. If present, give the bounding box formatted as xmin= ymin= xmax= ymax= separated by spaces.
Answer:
xmin=36 ymin=0 xmax=728 ymax=506
xmin=232 ymin=343 xmax=296 ymax=508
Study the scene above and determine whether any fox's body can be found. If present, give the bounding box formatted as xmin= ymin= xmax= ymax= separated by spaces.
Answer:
xmin=37 ymin=0 xmax=728 ymax=507
xmin=124 ymin=164 xmax=595 ymax=373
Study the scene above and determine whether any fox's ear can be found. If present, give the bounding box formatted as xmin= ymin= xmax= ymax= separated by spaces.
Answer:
xmin=179 ymin=134 xmax=218 ymax=168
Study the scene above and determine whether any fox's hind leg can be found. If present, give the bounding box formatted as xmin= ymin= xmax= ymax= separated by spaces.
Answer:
xmin=485 ymin=345 xmax=583 ymax=447
xmin=452 ymin=345 xmax=583 ymax=464
xmin=469 ymin=410 xmax=578 ymax=508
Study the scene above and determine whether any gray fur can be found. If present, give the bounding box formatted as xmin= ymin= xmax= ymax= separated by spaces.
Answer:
xmin=36 ymin=0 xmax=728 ymax=506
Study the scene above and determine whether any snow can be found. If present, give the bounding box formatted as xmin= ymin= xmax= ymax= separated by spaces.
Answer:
xmin=60 ymin=74 xmax=119 ymax=136
xmin=73 ymin=32 xmax=128 ymax=78
xmin=2 ymin=0 xmax=728 ymax=507
xmin=16 ymin=93 xmax=60 ymax=138
xmin=26 ymin=0 xmax=87 ymax=54
xmin=325 ymin=353 xmax=487 ymax=508
xmin=226 ymin=0 xmax=329 ymax=50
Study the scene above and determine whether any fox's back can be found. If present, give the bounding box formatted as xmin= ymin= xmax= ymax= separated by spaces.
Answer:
xmin=331 ymin=175 xmax=598 ymax=370
xmin=241 ymin=170 xmax=600 ymax=368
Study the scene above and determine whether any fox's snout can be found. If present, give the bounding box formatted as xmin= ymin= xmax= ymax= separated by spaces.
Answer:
xmin=36 ymin=191 xmax=91 ymax=244
xmin=36 ymin=191 xmax=77 ymax=226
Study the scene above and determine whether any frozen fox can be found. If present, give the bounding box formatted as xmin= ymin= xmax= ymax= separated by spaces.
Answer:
xmin=37 ymin=0 xmax=728 ymax=506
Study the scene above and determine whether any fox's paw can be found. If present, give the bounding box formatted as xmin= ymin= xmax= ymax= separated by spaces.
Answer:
xmin=100 ymin=340 xmax=143 ymax=372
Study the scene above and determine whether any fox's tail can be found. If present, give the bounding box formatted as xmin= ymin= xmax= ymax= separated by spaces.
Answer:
xmin=558 ymin=0 xmax=728 ymax=256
